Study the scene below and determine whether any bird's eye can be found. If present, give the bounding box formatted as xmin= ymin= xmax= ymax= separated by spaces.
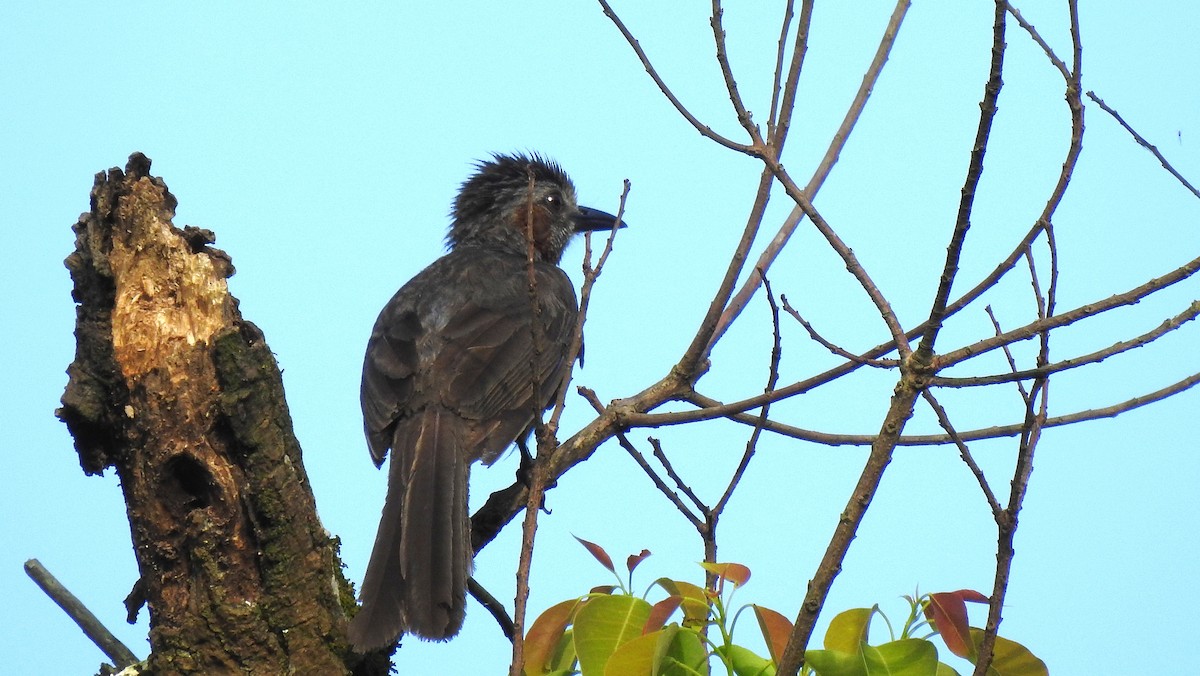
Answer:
xmin=543 ymin=193 xmax=562 ymax=210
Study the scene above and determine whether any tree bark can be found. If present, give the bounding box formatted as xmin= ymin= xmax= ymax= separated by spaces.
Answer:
xmin=57 ymin=153 xmax=358 ymax=674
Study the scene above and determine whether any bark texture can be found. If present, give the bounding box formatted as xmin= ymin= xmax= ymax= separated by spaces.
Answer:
xmin=58 ymin=153 xmax=358 ymax=674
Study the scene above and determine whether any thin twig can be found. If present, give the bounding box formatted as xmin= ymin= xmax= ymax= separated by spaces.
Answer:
xmin=25 ymin=559 xmax=139 ymax=669
xmin=681 ymin=372 xmax=1200 ymax=446
xmin=548 ymin=180 xmax=629 ymax=431
xmin=984 ymin=305 xmax=1030 ymax=401
xmin=1005 ymin=2 xmax=1070 ymax=78
xmin=468 ymin=578 xmax=515 ymax=640
xmin=936 ymin=251 xmax=1200 ymax=370
xmin=935 ymin=300 xmax=1200 ymax=387
xmin=597 ymin=0 xmax=755 ymax=155
xmin=766 ymin=0 xmax=797 ymax=138
xmin=647 ymin=437 xmax=708 ymax=516
xmin=781 ymin=294 xmax=899 ymax=368
xmin=715 ymin=271 xmax=783 ymax=517
xmin=1087 ymin=91 xmax=1200 ymax=199
xmin=920 ymin=391 xmax=1003 ymax=519
xmin=710 ymin=0 xmax=760 ymax=140
xmin=709 ymin=0 xmax=910 ymax=350
xmin=616 ymin=430 xmax=705 ymax=530
xmin=766 ymin=162 xmax=913 ymax=358
xmin=917 ymin=0 xmax=1007 ymax=360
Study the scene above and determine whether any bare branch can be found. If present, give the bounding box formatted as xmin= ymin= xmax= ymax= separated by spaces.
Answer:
xmin=1087 ymin=91 xmax=1200 ymax=199
xmin=597 ymin=0 xmax=755 ymax=155
xmin=780 ymin=294 xmax=898 ymax=368
xmin=936 ymin=300 xmax=1200 ymax=388
xmin=710 ymin=0 xmax=760 ymax=141
xmin=715 ymin=272 xmax=783 ymax=516
xmin=621 ymin=433 xmax=705 ymax=530
xmin=684 ymin=373 xmax=1200 ymax=447
xmin=983 ymin=305 xmax=1030 ymax=401
xmin=647 ymin=437 xmax=709 ymax=518
xmin=917 ymin=0 xmax=1007 ymax=359
xmin=937 ymin=252 xmax=1200 ymax=370
xmin=766 ymin=0 xmax=799 ymax=138
xmin=25 ymin=559 xmax=139 ymax=669
xmin=920 ymin=392 xmax=1003 ymax=519
xmin=710 ymin=0 xmax=911 ymax=349
xmin=1005 ymin=2 xmax=1070 ymax=78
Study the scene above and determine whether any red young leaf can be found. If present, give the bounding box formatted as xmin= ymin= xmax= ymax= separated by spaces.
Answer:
xmin=627 ymin=549 xmax=652 ymax=575
xmin=699 ymin=561 xmax=751 ymax=589
xmin=924 ymin=590 xmax=989 ymax=659
xmin=753 ymin=605 xmax=794 ymax=665
xmin=523 ymin=599 xmax=580 ymax=676
xmin=956 ymin=589 xmax=990 ymax=604
xmin=644 ymin=595 xmax=683 ymax=634
xmin=574 ymin=535 xmax=615 ymax=574
xmin=589 ymin=584 xmax=617 ymax=595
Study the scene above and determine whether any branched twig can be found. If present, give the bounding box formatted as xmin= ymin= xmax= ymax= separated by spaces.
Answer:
xmin=597 ymin=0 xmax=755 ymax=155
xmin=548 ymin=181 xmax=629 ymax=430
xmin=710 ymin=0 xmax=909 ymax=349
xmin=936 ymin=252 xmax=1200 ymax=370
xmin=582 ymin=380 xmax=706 ymax=530
xmin=681 ymin=372 xmax=1200 ymax=446
xmin=934 ymin=300 xmax=1200 ymax=387
xmin=974 ymin=1 xmax=1079 ymax=671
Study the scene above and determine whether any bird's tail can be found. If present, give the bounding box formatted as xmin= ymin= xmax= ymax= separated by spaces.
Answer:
xmin=347 ymin=406 xmax=471 ymax=650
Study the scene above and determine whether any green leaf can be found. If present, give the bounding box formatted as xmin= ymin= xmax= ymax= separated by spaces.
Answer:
xmin=714 ymin=644 xmax=777 ymax=676
xmin=604 ymin=630 xmax=659 ymax=676
xmin=804 ymin=648 xmax=866 ymax=676
xmin=862 ymin=639 xmax=938 ymax=675
xmin=824 ymin=607 xmax=875 ymax=653
xmin=653 ymin=624 xmax=709 ymax=676
xmin=575 ymin=595 xmax=653 ymax=676
xmin=967 ymin=630 xmax=1048 ymax=676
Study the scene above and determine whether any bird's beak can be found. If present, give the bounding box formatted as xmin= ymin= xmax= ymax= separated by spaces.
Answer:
xmin=575 ymin=205 xmax=627 ymax=232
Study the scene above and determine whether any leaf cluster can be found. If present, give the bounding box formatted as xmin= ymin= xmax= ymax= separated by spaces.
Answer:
xmin=522 ymin=541 xmax=1045 ymax=676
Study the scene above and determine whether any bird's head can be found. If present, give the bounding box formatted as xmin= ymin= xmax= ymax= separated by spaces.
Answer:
xmin=448 ymin=153 xmax=622 ymax=264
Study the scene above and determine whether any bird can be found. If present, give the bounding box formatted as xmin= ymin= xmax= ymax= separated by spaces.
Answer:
xmin=347 ymin=153 xmax=622 ymax=651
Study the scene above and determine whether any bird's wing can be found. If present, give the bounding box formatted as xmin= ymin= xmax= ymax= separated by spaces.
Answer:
xmin=433 ymin=265 xmax=579 ymax=464
xmin=361 ymin=301 xmax=421 ymax=467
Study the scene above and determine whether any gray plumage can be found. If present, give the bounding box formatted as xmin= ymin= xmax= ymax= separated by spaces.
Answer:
xmin=348 ymin=154 xmax=620 ymax=651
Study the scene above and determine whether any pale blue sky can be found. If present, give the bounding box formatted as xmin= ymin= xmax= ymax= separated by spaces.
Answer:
xmin=3 ymin=3 xmax=1197 ymax=674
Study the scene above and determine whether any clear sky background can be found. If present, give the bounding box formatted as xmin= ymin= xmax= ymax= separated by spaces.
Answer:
xmin=2 ymin=3 xmax=1197 ymax=674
